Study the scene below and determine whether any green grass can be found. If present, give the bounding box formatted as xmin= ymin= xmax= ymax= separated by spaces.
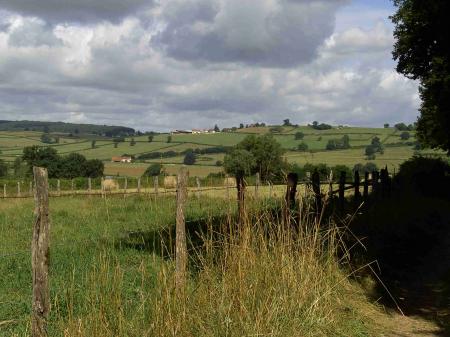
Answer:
xmin=0 ymin=127 xmax=446 ymax=177
xmin=0 ymin=194 xmax=383 ymax=336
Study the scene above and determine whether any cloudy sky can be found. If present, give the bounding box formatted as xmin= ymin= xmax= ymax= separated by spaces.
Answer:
xmin=0 ymin=0 xmax=419 ymax=131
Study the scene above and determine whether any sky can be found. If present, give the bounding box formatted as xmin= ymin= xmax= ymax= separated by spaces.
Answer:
xmin=0 ymin=0 xmax=419 ymax=131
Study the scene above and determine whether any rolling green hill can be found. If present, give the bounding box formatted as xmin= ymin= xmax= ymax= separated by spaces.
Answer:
xmin=0 ymin=125 xmax=446 ymax=177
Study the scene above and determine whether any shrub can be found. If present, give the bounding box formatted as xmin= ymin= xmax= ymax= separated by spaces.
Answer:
xmin=297 ymin=142 xmax=308 ymax=151
xmin=294 ymin=131 xmax=304 ymax=140
xmin=143 ymin=163 xmax=162 ymax=177
xmin=183 ymin=151 xmax=196 ymax=165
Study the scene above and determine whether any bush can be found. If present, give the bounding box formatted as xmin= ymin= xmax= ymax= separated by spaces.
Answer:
xmin=400 ymin=131 xmax=410 ymax=140
xmin=183 ymin=151 xmax=196 ymax=165
xmin=0 ymin=159 xmax=8 ymax=177
xmin=294 ymin=132 xmax=305 ymax=140
xmin=394 ymin=156 xmax=450 ymax=198
xmin=297 ymin=142 xmax=308 ymax=152
xmin=143 ymin=163 xmax=162 ymax=177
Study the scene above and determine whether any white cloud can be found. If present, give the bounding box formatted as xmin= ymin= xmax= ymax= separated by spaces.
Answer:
xmin=0 ymin=1 xmax=420 ymax=131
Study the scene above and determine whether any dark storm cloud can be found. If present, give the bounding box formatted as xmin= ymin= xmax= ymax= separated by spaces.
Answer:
xmin=0 ymin=0 xmax=154 ymax=23
xmin=155 ymin=0 xmax=348 ymax=67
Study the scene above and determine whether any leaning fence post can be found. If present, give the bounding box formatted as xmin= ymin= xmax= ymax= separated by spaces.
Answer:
xmin=17 ymin=181 xmax=21 ymax=197
xmin=32 ymin=167 xmax=50 ymax=337
xmin=372 ymin=171 xmax=379 ymax=196
xmin=339 ymin=171 xmax=346 ymax=212
xmin=236 ymin=175 xmax=246 ymax=224
xmin=311 ymin=169 xmax=321 ymax=215
xmin=354 ymin=170 xmax=361 ymax=204
xmin=175 ymin=167 xmax=188 ymax=292
xmin=327 ymin=170 xmax=333 ymax=198
xmin=285 ymin=173 xmax=298 ymax=224
xmin=363 ymin=172 xmax=369 ymax=200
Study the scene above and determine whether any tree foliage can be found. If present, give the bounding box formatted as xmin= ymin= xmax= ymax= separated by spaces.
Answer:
xmin=22 ymin=146 xmax=103 ymax=178
xmin=392 ymin=0 xmax=450 ymax=152
xmin=183 ymin=151 xmax=196 ymax=165
xmin=224 ymin=135 xmax=285 ymax=181
xmin=143 ymin=163 xmax=162 ymax=177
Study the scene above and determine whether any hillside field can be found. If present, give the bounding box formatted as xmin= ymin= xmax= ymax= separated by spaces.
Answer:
xmin=0 ymin=126 xmax=446 ymax=177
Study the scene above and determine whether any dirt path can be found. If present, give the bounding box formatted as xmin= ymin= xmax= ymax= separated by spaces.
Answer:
xmin=383 ymin=313 xmax=445 ymax=337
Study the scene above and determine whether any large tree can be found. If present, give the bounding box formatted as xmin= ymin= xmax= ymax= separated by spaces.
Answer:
xmin=225 ymin=134 xmax=285 ymax=181
xmin=392 ymin=0 xmax=450 ymax=152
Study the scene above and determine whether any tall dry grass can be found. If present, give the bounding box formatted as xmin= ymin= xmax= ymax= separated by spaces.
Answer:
xmin=59 ymin=202 xmax=374 ymax=337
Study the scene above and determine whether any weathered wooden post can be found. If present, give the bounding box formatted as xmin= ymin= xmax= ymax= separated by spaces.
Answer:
xmin=328 ymin=170 xmax=334 ymax=198
xmin=354 ymin=170 xmax=361 ymax=204
xmin=3 ymin=184 xmax=6 ymax=198
xmin=311 ymin=169 xmax=321 ymax=215
xmin=339 ymin=171 xmax=346 ymax=212
xmin=196 ymin=177 xmax=201 ymax=199
xmin=372 ymin=171 xmax=379 ymax=196
xmin=153 ymin=176 xmax=158 ymax=196
xmin=236 ymin=175 xmax=246 ymax=224
xmin=255 ymin=172 xmax=260 ymax=199
xmin=363 ymin=172 xmax=369 ymax=200
xmin=17 ymin=181 xmax=21 ymax=197
xmin=285 ymin=172 xmax=298 ymax=224
xmin=32 ymin=167 xmax=50 ymax=337
xmin=175 ymin=167 xmax=188 ymax=292
xmin=137 ymin=177 xmax=141 ymax=194
xmin=124 ymin=177 xmax=128 ymax=194
xmin=57 ymin=179 xmax=61 ymax=196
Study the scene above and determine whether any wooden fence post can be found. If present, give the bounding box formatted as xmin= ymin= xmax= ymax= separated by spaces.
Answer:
xmin=3 ymin=184 xmax=6 ymax=198
xmin=328 ymin=170 xmax=334 ymax=198
xmin=339 ymin=171 xmax=346 ymax=212
xmin=372 ymin=171 xmax=379 ymax=196
xmin=153 ymin=176 xmax=158 ymax=195
xmin=311 ymin=169 xmax=321 ymax=215
xmin=363 ymin=172 xmax=369 ymax=200
xmin=137 ymin=177 xmax=141 ymax=194
xmin=285 ymin=172 xmax=298 ymax=224
xmin=124 ymin=177 xmax=128 ymax=194
xmin=17 ymin=181 xmax=21 ymax=197
xmin=236 ymin=175 xmax=246 ymax=224
xmin=32 ymin=167 xmax=50 ymax=337
xmin=255 ymin=172 xmax=260 ymax=199
xmin=175 ymin=167 xmax=188 ymax=292
xmin=57 ymin=179 xmax=61 ymax=196
xmin=196 ymin=177 xmax=201 ymax=199
xmin=354 ymin=170 xmax=361 ymax=204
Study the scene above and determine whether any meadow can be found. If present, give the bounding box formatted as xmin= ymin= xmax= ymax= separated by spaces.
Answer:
xmin=1 ymin=192 xmax=392 ymax=336
xmin=0 ymin=126 xmax=446 ymax=177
